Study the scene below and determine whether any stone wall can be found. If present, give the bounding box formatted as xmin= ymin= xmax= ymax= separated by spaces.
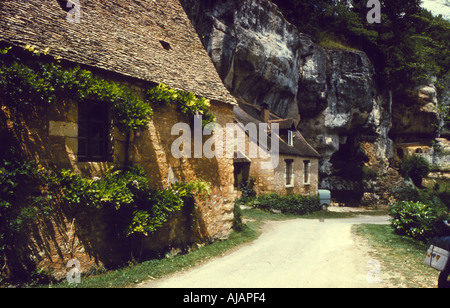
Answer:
xmin=0 ymin=81 xmax=236 ymax=280
xmin=181 ymin=0 xmax=395 ymax=204
xmin=249 ymin=155 xmax=319 ymax=196
xmin=132 ymin=100 xmax=236 ymax=246
xmin=235 ymin=124 xmax=319 ymax=196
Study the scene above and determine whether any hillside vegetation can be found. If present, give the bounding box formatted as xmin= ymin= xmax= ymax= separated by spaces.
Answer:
xmin=273 ymin=0 xmax=450 ymax=111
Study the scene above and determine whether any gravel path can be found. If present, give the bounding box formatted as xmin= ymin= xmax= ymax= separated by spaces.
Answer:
xmin=139 ymin=215 xmax=390 ymax=288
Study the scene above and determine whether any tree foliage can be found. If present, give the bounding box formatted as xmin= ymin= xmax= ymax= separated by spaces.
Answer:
xmin=400 ymin=155 xmax=431 ymax=187
xmin=273 ymin=0 xmax=449 ymax=95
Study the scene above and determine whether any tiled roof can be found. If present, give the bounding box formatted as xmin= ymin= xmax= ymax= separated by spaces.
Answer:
xmin=234 ymin=103 xmax=321 ymax=158
xmin=0 ymin=0 xmax=237 ymax=105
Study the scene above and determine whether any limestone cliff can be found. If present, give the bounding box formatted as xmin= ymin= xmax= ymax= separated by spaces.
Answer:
xmin=181 ymin=0 xmax=448 ymax=205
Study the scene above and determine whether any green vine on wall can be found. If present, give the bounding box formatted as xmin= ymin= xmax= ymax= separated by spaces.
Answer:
xmin=0 ymin=143 xmax=212 ymax=281
xmin=0 ymin=44 xmax=216 ymax=132
xmin=0 ymin=45 xmax=153 ymax=133
xmin=147 ymin=83 xmax=216 ymax=127
xmin=0 ymin=43 xmax=217 ymax=282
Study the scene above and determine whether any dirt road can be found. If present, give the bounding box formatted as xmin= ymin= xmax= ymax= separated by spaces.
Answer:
xmin=139 ymin=215 xmax=390 ymax=288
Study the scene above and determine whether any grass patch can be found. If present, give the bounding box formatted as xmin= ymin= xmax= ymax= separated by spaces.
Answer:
xmin=303 ymin=209 xmax=387 ymax=219
xmin=318 ymin=38 xmax=357 ymax=51
xmin=316 ymin=31 xmax=358 ymax=51
xmin=353 ymin=224 xmax=440 ymax=288
xmin=243 ymin=206 xmax=387 ymax=220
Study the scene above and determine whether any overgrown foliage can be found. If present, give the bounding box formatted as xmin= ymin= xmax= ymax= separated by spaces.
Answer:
xmin=57 ymin=166 xmax=211 ymax=237
xmin=147 ymin=83 xmax=216 ymax=127
xmin=0 ymin=44 xmax=217 ymax=132
xmin=58 ymin=166 xmax=148 ymax=210
xmin=126 ymin=179 xmax=211 ymax=237
xmin=0 ymin=143 xmax=53 ymax=262
xmin=390 ymin=177 xmax=450 ymax=242
xmin=0 ymin=45 xmax=153 ymax=132
xmin=400 ymin=155 xmax=431 ymax=187
xmin=273 ymin=0 xmax=450 ymax=97
xmin=389 ymin=200 xmax=449 ymax=241
xmin=0 ymin=140 xmax=211 ymax=282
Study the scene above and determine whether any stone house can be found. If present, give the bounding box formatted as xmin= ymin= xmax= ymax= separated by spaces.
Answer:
xmin=233 ymin=102 xmax=321 ymax=196
xmin=0 ymin=0 xmax=238 ymax=278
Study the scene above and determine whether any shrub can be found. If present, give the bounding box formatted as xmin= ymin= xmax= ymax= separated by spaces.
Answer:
xmin=391 ymin=186 xmax=420 ymax=203
xmin=389 ymin=200 xmax=449 ymax=241
xmin=239 ymin=177 xmax=257 ymax=200
xmin=232 ymin=200 xmax=246 ymax=232
xmin=401 ymin=155 xmax=431 ymax=187
xmin=249 ymin=193 xmax=321 ymax=215
xmin=0 ymin=141 xmax=58 ymax=272
xmin=127 ymin=179 xmax=211 ymax=237
xmin=437 ymin=191 xmax=450 ymax=210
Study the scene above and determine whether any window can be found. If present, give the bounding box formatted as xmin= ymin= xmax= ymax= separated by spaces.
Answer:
xmin=78 ymin=101 xmax=110 ymax=162
xmin=303 ymin=160 xmax=311 ymax=185
xmin=234 ymin=162 xmax=250 ymax=190
xmin=288 ymin=130 xmax=294 ymax=146
xmin=285 ymin=159 xmax=294 ymax=187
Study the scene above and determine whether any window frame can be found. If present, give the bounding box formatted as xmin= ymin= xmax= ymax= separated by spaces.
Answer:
xmin=303 ymin=160 xmax=311 ymax=185
xmin=77 ymin=101 xmax=111 ymax=163
xmin=287 ymin=130 xmax=294 ymax=146
xmin=285 ymin=159 xmax=294 ymax=187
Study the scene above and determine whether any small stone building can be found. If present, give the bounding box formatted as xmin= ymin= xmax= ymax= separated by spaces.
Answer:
xmin=0 ymin=0 xmax=238 ymax=279
xmin=233 ymin=102 xmax=321 ymax=196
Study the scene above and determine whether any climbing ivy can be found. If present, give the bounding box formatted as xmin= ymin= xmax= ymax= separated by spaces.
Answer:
xmin=147 ymin=83 xmax=216 ymax=127
xmin=0 ymin=45 xmax=217 ymax=132
xmin=0 ymin=44 xmax=152 ymax=133
xmin=0 ymin=148 xmax=212 ymax=271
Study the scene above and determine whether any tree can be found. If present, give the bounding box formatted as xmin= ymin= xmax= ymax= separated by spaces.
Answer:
xmin=273 ymin=0 xmax=450 ymax=93
xmin=401 ymin=155 xmax=431 ymax=187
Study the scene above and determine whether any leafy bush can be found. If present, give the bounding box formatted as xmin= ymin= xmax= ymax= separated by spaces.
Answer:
xmin=389 ymin=200 xmax=449 ymax=241
xmin=239 ymin=177 xmax=256 ymax=200
xmin=249 ymin=193 xmax=321 ymax=215
xmin=400 ymin=155 xmax=431 ymax=187
xmin=127 ymin=189 xmax=184 ymax=237
xmin=232 ymin=200 xmax=246 ymax=232
xmin=0 ymin=140 xmax=56 ymax=256
xmin=1 ymin=153 xmax=211 ymax=253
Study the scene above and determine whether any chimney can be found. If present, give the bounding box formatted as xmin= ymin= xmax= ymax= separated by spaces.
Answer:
xmin=261 ymin=103 xmax=270 ymax=123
